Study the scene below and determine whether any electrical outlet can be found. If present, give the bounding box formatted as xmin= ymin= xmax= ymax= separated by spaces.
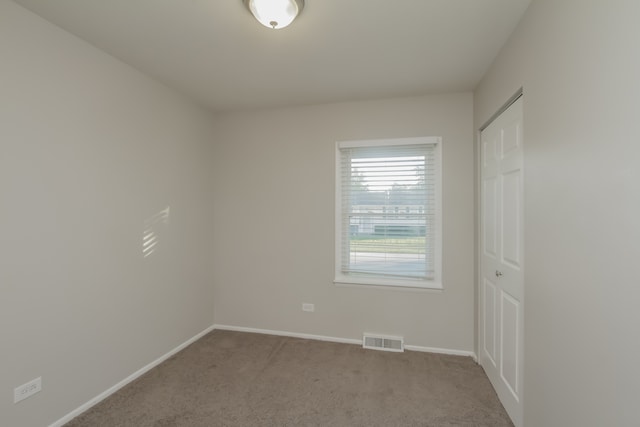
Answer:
xmin=302 ymin=303 xmax=315 ymax=312
xmin=14 ymin=377 xmax=41 ymax=403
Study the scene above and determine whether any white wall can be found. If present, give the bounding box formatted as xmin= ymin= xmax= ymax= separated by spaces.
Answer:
xmin=474 ymin=0 xmax=640 ymax=425
xmin=0 ymin=1 xmax=215 ymax=426
xmin=212 ymin=93 xmax=475 ymax=352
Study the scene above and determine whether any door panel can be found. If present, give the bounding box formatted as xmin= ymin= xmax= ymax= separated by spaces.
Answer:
xmin=483 ymin=279 xmax=497 ymax=366
xmin=501 ymin=170 xmax=521 ymax=268
xmin=500 ymin=291 xmax=520 ymax=398
xmin=484 ymin=135 xmax=498 ymax=166
xmin=480 ymin=97 xmax=524 ymax=427
xmin=501 ymin=121 xmax=521 ymax=157
xmin=483 ymin=177 xmax=498 ymax=258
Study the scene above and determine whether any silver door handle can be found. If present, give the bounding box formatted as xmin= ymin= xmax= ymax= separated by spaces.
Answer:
xmin=495 ymin=270 xmax=503 ymax=278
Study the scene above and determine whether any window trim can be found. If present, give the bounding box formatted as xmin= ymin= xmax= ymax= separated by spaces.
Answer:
xmin=334 ymin=137 xmax=443 ymax=290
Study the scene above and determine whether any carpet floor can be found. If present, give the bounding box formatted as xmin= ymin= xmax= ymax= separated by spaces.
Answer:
xmin=65 ymin=330 xmax=513 ymax=427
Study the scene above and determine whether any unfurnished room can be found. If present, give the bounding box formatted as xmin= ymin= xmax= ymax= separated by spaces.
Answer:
xmin=1 ymin=1 xmax=639 ymax=426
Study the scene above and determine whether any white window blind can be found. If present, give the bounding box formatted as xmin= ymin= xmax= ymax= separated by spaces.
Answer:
xmin=335 ymin=137 xmax=441 ymax=288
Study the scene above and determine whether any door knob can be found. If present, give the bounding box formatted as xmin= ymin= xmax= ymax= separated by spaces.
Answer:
xmin=495 ymin=270 xmax=503 ymax=278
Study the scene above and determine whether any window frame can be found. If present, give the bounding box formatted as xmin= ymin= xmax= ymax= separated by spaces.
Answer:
xmin=334 ymin=137 xmax=443 ymax=290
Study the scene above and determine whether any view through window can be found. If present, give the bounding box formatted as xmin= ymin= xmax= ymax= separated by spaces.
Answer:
xmin=336 ymin=137 xmax=441 ymax=288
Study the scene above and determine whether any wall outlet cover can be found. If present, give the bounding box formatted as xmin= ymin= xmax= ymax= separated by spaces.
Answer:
xmin=14 ymin=377 xmax=42 ymax=403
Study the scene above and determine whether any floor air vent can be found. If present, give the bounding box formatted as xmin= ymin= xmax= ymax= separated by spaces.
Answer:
xmin=363 ymin=334 xmax=404 ymax=352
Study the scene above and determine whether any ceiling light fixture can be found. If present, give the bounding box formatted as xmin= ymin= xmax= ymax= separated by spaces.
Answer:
xmin=243 ymin=0 xmax=304 ymax=30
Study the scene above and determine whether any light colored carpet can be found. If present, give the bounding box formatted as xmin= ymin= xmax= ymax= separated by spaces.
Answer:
xmin=65 ymin=330 xmax=513 ymax=426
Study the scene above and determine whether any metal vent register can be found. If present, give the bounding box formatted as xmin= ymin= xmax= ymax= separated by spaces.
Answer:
xmin=363 ymin=334 xmax=404 ymax=352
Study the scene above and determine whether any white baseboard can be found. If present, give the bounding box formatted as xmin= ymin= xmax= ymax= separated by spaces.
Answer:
xmin=213 ymin=324 xmax=477 ymax=359
xmin=49 ymin=324 xmax=216 ymax=427
xmin=404 ymin=344 xmax=477 ymax=359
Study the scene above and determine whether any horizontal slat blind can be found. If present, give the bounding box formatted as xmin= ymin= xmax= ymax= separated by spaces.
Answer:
xmin=339 ymin=144 xmax=435 ymax=280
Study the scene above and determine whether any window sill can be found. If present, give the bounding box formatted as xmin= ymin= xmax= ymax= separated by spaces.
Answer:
xmin=334 ymin=275 xmax=443 ymax=291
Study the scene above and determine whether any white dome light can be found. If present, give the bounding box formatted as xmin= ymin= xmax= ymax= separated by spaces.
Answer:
xmin=244 ymin=0 xmax=304 ymax=30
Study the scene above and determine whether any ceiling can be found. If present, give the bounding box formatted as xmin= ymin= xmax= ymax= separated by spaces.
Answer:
xmin=14 ymin=0 xmax=531 ymax=113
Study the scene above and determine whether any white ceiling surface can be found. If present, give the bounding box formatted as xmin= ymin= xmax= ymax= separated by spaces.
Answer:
xmin=14 ymin=0 xmax=531 ymax=112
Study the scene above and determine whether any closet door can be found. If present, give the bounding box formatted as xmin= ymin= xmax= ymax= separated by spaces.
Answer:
xmin=480 ymin=96 xmax=524 ymax=427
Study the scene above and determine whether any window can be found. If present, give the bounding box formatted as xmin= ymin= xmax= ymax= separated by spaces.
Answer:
xmin=335 ymin=137 xmax=442 ymax=289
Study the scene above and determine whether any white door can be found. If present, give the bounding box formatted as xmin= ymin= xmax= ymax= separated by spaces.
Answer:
xmin=480 ymin=97 xmax=524 ymax=426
